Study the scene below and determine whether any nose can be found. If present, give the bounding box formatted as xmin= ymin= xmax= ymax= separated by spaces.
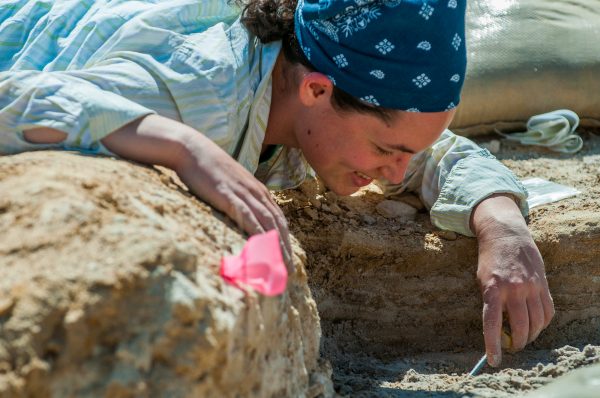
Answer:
xmin=379 ymin=157 xmax=408 ymax=184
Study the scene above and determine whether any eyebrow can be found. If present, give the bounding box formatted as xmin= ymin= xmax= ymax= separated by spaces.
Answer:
xmin=384 ymin=143 xmax=417 ymax=154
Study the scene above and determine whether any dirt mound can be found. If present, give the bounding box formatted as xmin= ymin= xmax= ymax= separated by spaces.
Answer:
xmin=0 ymin=152 xmax=332 ymax=398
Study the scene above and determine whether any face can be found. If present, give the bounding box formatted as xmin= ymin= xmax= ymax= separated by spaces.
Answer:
xmin=292 ymin=76 xmax=455 ymax=196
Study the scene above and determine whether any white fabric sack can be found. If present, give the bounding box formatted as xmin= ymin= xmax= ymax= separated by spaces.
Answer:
xmin=451 ymin=0 xmax=600 ymax=136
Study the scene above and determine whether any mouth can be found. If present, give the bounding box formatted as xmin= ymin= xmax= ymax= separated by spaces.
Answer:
xmin=351 ymin=170 xmax=374 ymax=187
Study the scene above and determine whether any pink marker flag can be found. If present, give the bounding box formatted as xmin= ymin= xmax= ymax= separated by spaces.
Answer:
xmin=220 ymin=230 xmax=288 ymax=296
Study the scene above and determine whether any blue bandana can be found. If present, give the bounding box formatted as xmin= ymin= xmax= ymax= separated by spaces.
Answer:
xmin=294 ymin=0 xmax=467 ymax=112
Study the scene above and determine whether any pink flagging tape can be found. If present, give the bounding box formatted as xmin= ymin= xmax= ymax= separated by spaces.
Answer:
xmin=220 ymin=230 xmax=288 ymax=296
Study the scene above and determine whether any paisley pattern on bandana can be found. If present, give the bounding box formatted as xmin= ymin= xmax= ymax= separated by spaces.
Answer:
xmin=295 ymin=0 xmax=467 ymax=112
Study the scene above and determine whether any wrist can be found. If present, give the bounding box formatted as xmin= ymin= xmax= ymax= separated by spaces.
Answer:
xmin=470 ymin=193 xmax=528 ymax=239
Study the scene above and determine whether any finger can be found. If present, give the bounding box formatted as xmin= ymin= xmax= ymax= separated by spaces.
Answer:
xmin=270 ymin=207 xmax=293 ymax=271
xmin=541 ymin=284 xmax=555 ymax=329
xmin=262 ymin=193 xmax=291 ymax=248
xmin=482 ymin=286 xmax=503 ymax=367
xmin=243 ymin=193 xmax=294 ymax=271
xmin=264 ymin=207 xmax=293 ymax=273
xmin=227 ymin=196 xmax=265 ymax=236
xmin=506 ymin=297 xmax=529 ymax=351
xmin=249 ymin=189 xmax=294 ymax=271
xmin=526 ymin=294 xmax=545 ymax=344
xmin=277 ymin=224 xmax=293 ymax=273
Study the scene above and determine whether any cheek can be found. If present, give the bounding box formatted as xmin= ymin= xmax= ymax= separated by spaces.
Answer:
xmin=344 ymin=148 xmax=380 ymax=168
xmin=300 ymin=128 xmax=329 ymax=164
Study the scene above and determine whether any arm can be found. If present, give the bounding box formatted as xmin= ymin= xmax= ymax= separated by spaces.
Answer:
xmin=384 ymin=130 xmax=554 ymax=365
xmin=2 ymin=62 xmax=292 ymax=265
xmin=23 ymin=115 xmax=293 ymax=267
xmin=471 ymin=193 xmax=554 ymax=367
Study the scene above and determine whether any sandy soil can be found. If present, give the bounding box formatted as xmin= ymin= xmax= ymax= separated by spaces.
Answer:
xmin=278 ymin=129 xmax=600 ymax=397
xmin=331 ymin=344 xmax=600 ymax=397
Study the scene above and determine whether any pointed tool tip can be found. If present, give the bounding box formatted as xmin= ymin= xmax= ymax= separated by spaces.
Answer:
xmin=468 ymin=354 xmax=488 ymax=377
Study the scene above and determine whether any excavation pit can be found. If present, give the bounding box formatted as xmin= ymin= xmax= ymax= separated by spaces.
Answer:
xmin=279 ymin=130 xmax=600 ymax=396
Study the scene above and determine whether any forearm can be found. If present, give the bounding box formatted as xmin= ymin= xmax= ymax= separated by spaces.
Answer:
xmin=470 ymin=193 xmax=529 ymax=240
xmin=100 ymin=114 xmax=199 ymax=171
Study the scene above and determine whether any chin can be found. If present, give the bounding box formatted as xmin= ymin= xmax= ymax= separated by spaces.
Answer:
xmin=315 ymin=170 xmax=360 ymax=196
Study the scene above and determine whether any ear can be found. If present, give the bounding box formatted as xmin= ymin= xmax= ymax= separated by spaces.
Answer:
xmin=297 ymin=72 xmax=334 ymax=107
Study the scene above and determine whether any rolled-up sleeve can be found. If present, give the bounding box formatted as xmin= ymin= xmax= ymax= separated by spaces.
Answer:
xmin=384 ymin=130 xmax=529 ymax=237
xmin=0 ymin=67 xmax=157 ymax=155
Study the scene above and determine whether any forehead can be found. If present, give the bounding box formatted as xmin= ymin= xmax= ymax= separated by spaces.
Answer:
xmin=353 ymin=109 xmax=454 ymax=152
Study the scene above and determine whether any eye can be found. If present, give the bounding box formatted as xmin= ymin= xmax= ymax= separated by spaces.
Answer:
xmin=374 ymin=145 xmax=394 ymax=156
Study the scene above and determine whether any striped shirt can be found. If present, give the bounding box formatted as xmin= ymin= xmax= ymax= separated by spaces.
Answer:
xmin=0 ymin=0 xmax=528 ymax=236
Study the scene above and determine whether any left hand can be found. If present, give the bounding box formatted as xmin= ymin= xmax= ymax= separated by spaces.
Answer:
xmin=471 ymin=194 xmax=554 ymax=367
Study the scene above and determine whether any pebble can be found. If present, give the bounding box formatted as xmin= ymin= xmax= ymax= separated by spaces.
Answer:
xmin=481 ymin=140 xmax=501 ymax=154
xmin=0 ymin=298 xmax=14 ymax=316
xmin=375 ymin=200 xmax=417 ymax=220
xmin=583 ymin=345 xmax=597 ymax=357
xmin=324 ymin=191 xmax=338 ymax=204
xmin=329 ymin=203 xmax=343 ymax=215
xmin=303 ymin=207 xmax=319 ymax=220
xmin=396 ymin=193 xmax=425 ymax=211
xmin=309 ymin=197 xmax=321 ymax=209
xmin=436 ymin=230 xmax=458 ymax=241
xmin=402 ymin=369 xmax=421 ymax=383
xmin=362 ymin=214 xmax=376 ymax=225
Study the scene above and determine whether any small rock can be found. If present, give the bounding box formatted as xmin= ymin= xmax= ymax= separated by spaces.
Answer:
xmin=436 ymin=230 xmax=458 ymax=241
xmin=0 ymin=199 xmax=11 ymax=213
xmin=402 ymin=369 xmax=421 ymax=383
xmin=583 ymin=345 xmax=597 ymax=357
xmin=539 ymin=363 xmax=560 ymax=377
xmin=536 ymin=363 xmax=545 ymax=372
xmin=324 ymin=191 xmax=338 ymax=204
xmin=309 ymin=197 xmax=321 ymax=209
xmin=366 ymin=183 xmax=384 ymax=195
xmin=300 ymin=177 xmax=325 ymax=197
xmin=0 ymin=298 xmax=14 ymax=316
xmin=329 ymin=203 xmax=343 ymax=215
xmin=375 ymin=200 xmax=417 ymax=220
xmin=395 ymin=193 xmax=425 ymax=211
xmin=362 ymin=214 xmax=376 ymax=225
xmin=303 ymin=207 xmax=319 ymax=220
xmin=322 ymin=214 xmax=335 ymax=223
xmin=482 ymin=140 xmax=501 ymax=154
xmin=81 ymin=180 xmax=98 ymax=189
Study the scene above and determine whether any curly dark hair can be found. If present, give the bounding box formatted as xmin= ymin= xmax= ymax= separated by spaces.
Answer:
xmin=232 ymin=0 xmax=394 ymax=123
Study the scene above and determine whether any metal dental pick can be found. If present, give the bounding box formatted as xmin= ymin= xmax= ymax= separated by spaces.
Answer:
xmin=468 ymin=354 xmax=488 ymax=376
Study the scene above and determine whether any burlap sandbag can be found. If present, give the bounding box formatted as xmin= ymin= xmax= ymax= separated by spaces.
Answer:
xmin=451 ymin=0 xmax=600 ymax=136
